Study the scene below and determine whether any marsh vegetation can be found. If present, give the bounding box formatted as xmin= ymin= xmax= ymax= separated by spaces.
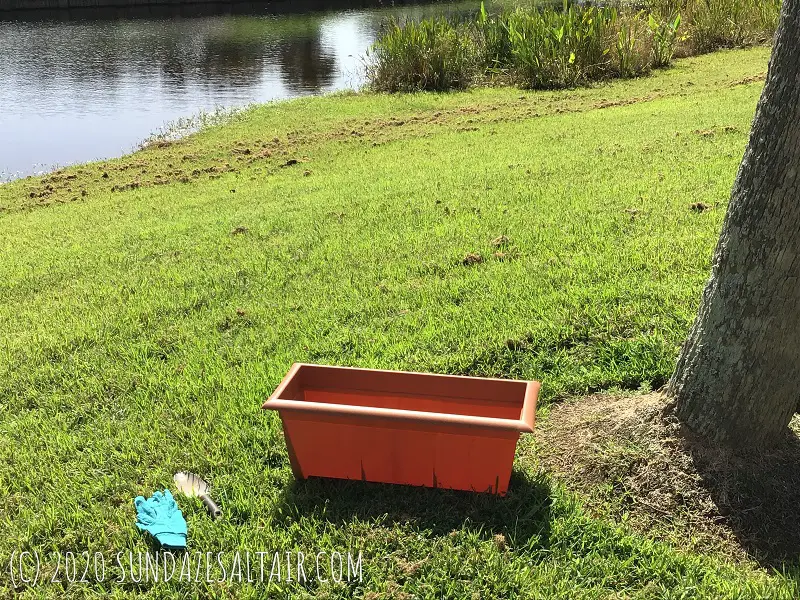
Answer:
xmin=367 ymin=0 xmax=780 ymax=90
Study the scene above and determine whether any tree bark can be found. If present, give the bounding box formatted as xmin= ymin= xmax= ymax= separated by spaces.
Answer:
xmin=667 ymin=0 xmax=800 ymax=446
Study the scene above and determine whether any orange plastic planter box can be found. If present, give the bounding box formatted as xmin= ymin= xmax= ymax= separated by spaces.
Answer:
xmin=263 ymin=363 xmax=539 ymax=495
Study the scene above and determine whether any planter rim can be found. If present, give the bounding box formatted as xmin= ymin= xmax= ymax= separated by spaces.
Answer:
xmin=262 ymin=363 xmax=538 ymax=433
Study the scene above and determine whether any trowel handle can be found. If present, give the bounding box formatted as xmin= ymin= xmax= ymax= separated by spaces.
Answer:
xmin=200 ymin=494 xmax=221 ymax=519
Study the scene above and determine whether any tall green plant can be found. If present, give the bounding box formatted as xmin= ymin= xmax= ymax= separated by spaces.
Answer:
xmin=476 ymin=2 xmax=514 ymax=70
xmin=649 ymin=12 xmax=683 ymax=67
xmin=687 ymin=0 xmax=778 ymax=52
xmin=367 ymin=18 xmax=478 ymax=92
xmin=506 ymin=6 xmax=615 ymax=89
xmin=365 ymin=0 xmax=779 ymax=94
xmin=615 ymin=12 xmax=652 ymax=78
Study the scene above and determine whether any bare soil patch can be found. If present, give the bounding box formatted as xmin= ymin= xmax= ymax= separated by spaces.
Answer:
xmin=537 ymin=392 xmax=800 ymax=567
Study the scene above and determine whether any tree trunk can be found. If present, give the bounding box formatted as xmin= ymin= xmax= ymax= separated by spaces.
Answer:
xmin=667 ymin=0 xmax=800 ymax=446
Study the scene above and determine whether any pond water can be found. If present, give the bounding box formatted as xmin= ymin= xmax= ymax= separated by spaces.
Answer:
xmin=0 ymin=1 xmax=474 ymax=181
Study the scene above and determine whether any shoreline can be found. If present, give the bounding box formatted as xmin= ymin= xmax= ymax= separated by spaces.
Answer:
xmin=0 ymin=47 xmax=769 ymax=210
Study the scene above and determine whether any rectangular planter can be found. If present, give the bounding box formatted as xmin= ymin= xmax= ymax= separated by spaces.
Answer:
xmin=263 ymin=363 xmax=539 ymax=495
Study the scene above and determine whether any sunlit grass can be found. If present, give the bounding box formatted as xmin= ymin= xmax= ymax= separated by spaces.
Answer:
xmin=1 ymin=47 xmax=796 ymax=598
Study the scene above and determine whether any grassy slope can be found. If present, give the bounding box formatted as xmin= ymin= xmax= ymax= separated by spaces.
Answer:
xmin=1 ymin=47 xmax=796 ymax=598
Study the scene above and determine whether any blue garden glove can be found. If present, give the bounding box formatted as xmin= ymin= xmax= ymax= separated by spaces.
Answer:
xmin=134 ymin=489 xmax=187 ymax=549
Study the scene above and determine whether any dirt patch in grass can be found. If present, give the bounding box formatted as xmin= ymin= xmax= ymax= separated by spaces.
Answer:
xmin=730 ymin=71 xmax=767 ymax=86
xmin=461 ymin=252 xmax=483 ymax=266
xmin=537 ymin=393 xmax=800 ymax=567
xmin=689 ymin=201 xmax=711 ymax=212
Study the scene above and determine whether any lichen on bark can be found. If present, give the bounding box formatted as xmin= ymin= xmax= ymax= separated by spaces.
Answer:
xmin=668 ymin=0 xmax=800 ymax=446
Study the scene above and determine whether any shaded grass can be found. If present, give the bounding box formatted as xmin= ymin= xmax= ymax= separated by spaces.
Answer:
xmin=1 ymin=47 xmax=797 ymax=597
xmin=537 ymin=393 xmax=800 ymax=569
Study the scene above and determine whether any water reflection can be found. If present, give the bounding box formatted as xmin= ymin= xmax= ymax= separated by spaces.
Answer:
xmin=278 ymin=36 xmax=337 ymax=93
xmin=0 ymin=1 xmax=474 ymax=180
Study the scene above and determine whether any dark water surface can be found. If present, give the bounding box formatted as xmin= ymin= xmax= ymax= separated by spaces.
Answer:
xmin=0 ymin=1 xmax=470 ymax=180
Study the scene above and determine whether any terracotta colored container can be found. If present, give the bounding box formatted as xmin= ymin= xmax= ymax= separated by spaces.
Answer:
xmin=263 ymin=363 xmax=539 ymax=495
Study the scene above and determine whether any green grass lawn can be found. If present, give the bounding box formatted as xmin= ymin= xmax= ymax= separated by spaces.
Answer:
xmin=1 ymin=46 xmax=796 ymax=598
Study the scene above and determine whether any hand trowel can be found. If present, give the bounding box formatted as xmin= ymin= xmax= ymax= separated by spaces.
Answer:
xmin=173 ymin=471 xmax=222 ymax=519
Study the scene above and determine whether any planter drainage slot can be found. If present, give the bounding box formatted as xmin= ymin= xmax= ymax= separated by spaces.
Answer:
xmin=263 ymin=363 xmax=539 ymax=495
